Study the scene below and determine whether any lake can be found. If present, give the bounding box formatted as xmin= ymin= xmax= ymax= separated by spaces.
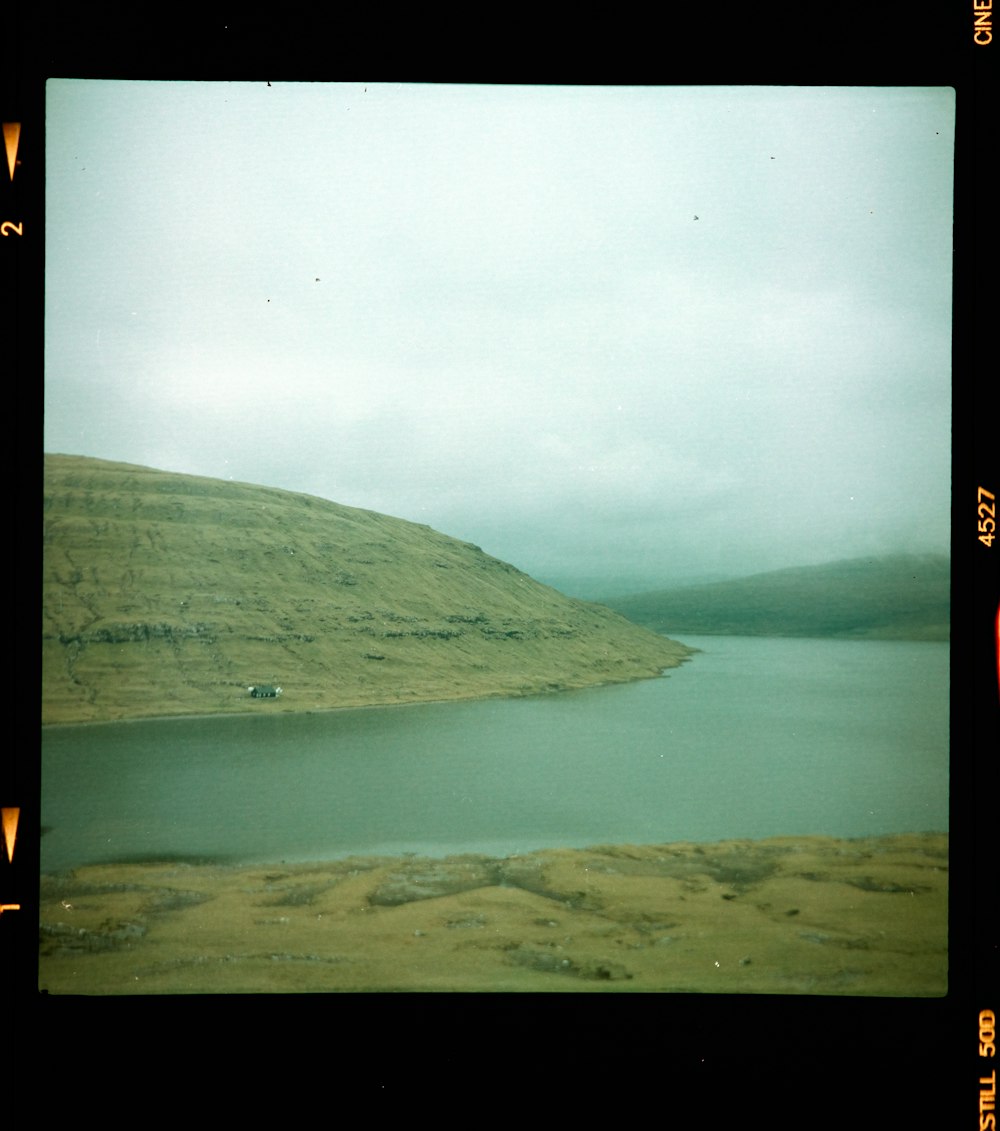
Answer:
xmin=40 ymin=635 xmax=949 ymax=873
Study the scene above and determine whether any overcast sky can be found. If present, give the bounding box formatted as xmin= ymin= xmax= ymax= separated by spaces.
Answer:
xmin=44 ymin=82 xmax=954 ymax=594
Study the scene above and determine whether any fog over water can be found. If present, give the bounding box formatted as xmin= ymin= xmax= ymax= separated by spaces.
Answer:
xmin=44 ymin=83 xmax=954 ymax=593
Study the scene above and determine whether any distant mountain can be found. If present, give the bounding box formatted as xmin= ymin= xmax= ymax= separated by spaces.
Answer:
xmin=42 ymin=455 xmax=692 ymax=724
xmin=602 ymin=554 xmax=950 ymax=642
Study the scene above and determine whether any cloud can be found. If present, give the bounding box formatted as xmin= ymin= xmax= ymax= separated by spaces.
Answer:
xmin=43 ymin=83 xmax=954 ymax=589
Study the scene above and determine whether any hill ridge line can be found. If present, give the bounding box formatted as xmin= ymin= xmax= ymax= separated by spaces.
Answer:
xmin=43 ymin=454 xmax=693 ymax=724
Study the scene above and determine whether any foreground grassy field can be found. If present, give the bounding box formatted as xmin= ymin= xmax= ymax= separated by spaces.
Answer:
xmin=38 ymin=832 xmax=947 ymax=996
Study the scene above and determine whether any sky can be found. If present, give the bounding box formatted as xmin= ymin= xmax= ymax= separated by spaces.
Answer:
xmin=44 ymin=82 xmax=955 ymax=595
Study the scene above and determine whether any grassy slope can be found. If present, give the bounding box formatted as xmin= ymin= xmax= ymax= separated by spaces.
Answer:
xmin=603 ymin=554 xmax=950 ymax=641
xmin=42 ymin=454 xmax=692 ymax=724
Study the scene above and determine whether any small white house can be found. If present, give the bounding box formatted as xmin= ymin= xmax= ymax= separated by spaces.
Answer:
xmin=248 ymin=685 xmax=282 ymax=698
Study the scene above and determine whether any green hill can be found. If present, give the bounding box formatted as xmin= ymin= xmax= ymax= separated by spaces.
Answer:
xmin=42 ymin=454 xmax=692 ymax=724
xmin=603 ymin=555 xmax=950 ymax=642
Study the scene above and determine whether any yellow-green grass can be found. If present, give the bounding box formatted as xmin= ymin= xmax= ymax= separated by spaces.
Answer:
xmin=38 ymin=832 xmax=947 ymax=996
xmin=43 ymin=454 xmax=692 ymax=724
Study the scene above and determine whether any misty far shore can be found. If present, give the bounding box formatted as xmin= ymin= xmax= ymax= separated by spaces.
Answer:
xmin=601 ymin=553 xmax=949 ymax=642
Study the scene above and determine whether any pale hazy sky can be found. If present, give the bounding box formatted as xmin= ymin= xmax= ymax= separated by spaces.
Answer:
xmin=44 ymin=82 xmax=954 ymax=593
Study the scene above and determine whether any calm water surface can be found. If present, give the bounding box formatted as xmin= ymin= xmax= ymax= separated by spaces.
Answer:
xmin=40 ymin=636 xmax=949 ymax=872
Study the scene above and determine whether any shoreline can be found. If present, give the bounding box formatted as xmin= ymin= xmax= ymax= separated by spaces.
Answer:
xmin=40 ymin=824 xmax=949 ymax=877
xmin=39 ymin=830 xmax=948 ymax=996
xmin=41 ymin=654 xmax=694 ymax=729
